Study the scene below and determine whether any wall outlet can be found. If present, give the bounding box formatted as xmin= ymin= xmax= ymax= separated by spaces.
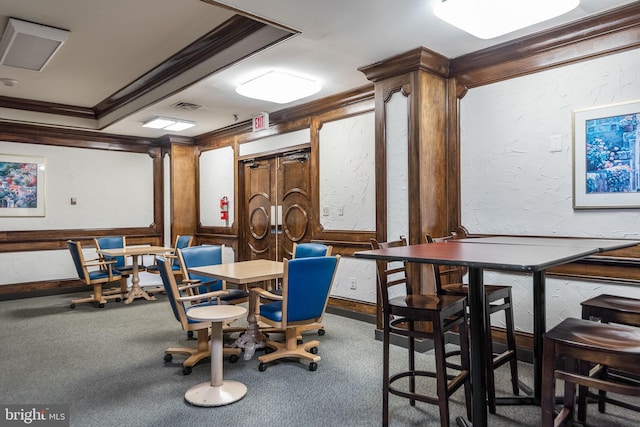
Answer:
xmin=350 ymin=277 xmax=357 ymax=290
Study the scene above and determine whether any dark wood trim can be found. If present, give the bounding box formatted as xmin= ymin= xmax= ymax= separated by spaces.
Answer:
xmin=451 ymin=2 xmax=640 ymax=90
xmin=93 ymin=15 xmax=270 ymax=118
xmin=358 ymin=47 xmax=450 ymax=82
xmin=0 ymin=121 xmax=156 ymax=153
xmin=0 ymin=96 xmax=96 ymax=119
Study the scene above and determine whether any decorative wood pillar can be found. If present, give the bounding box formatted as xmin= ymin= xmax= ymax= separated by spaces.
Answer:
xmin=166 ymin=137 xmax=197 ymax=245
xmin=360 ymin=47 xmax=454 ymax=298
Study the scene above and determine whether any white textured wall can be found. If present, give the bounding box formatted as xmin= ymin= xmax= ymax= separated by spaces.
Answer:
xmin=319 ymin=112 xmax=375 ymax=231
xmin=0 ymin=141 xmax=154 ymax=285
xmin=460 ymin=48 xmax=640 ymax=332
xmin=199 ymin=146 xmax=235 ymax=227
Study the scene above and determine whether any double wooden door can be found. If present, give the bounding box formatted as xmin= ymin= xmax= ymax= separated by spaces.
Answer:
xmin=241 ymin=150 xmax=313 ymax=261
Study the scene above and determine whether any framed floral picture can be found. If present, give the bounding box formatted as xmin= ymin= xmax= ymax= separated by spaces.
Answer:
xmin=573 ymin=100 xmax=640 ymax=209
xmin=0 ymin=154 xmax=46 ymax=216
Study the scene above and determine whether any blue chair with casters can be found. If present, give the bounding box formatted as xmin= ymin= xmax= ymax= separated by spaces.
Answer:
xmin=146 ymin=235 xmax=193 ymax=274
xmin=66 ymin=240 xmax=124 ymax=309
xmin=250 ymin=255 xmax=340 ymax=372
xmin=156 ymin=256 xmax=241 ymax=375
xmin=94 ymin=236 xmax=147 ymax=276
xmin=291 ymin=242 xmax=333 ymax=337
xmin=177 ymin=245 xmax=249 ymax=304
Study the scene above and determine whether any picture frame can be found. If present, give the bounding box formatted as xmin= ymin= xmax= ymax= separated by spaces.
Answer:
xmin=0 ymin=154 xmax=46 ymax=216
xmin=573 ymin=100 xmax=640 ymax=209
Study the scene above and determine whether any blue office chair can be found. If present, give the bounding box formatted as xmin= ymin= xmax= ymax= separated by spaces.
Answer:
xmin=177 ymin=245 xmax=249 ymax=304
xmin=66 ymin=240 xmax=124 ymax=309
xmin=156 ymin=256 xmax=241 ymax=374
xmin=251 ymin=255 xmax=340 ymax=371
xmin=146 ymin=235 xmax=193 ymax=274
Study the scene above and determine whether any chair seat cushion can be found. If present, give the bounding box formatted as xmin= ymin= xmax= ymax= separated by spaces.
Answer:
xmin=260 ymin=301 xmax=283 ymax=322
xmin=88 ymin=270 xmax=122 ymax=280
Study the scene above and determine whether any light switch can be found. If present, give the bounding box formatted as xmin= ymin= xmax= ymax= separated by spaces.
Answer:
xmin=550 ymin=135 xmax=562 ymax=152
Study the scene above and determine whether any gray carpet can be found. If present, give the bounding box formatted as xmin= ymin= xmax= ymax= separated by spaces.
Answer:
xmin=0 ymin=292 xmax=637 ymax=427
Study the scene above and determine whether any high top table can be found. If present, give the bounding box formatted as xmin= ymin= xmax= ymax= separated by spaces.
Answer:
xmin=355 ymin=238 xmax=637 ymax=427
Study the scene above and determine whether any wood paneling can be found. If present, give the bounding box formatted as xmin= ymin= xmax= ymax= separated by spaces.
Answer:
xmin=170 ymin=144 xmax=197 ymax=241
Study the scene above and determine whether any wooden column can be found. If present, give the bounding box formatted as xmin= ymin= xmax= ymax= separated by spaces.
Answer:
xmin=169 ymin=139 xmax=197 ymax=244
xmin=360 ymin=47 xmax=454 ymax=298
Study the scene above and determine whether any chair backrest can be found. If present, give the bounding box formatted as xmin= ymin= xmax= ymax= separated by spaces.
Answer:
xmin=177 ymin=245 xmax=224 ymax=292
xmin=156 ymin=256 xmax=189 ymax=327
xmin=425 ymin=233 xmax=465 ymax=287
xmin=370 ymin=237 xmax=412 ymax=303
xmin=292 ymin=242 xmax=332 ymax=258
xmin=67 ymin=240 xmax=88 ymax=282
xmin=283 ymin=256 xmax=339 ymax=324
xmin=175 ymin=235 xmax=193 ymax=251
xmin=95 ymin=236 xmax=126 ymax=269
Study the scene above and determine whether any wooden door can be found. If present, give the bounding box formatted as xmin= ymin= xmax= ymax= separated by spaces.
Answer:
xmin=242 ymin=150 xmax=312 ymax=261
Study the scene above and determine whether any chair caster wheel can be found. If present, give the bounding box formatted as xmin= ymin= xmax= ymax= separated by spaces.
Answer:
xmin=309 ymin=347 xmax=318 ymax=354
xmin=297 ymin=338 xmax=303 ymax=345
xmin=115 ymin=298 xmax=122 ymax=302
xmin=147 ymin=292 xmax=153 ymax=297
xmin=164 ymin=354 xmax=173 ymax=362
xmin=69 ymin=303 xmax=76 ymax=309
xmin=98 ymin=303 xmax=105 ymax=308
xmin=318 ymin=329 xmax=325 ymax=336
xmin=229 ymin=354 xmax=239 ymax=363
xmin=309 ymin=362 xmax=318 ymax=371
xmin=182 ymin=366 xmax=192 ymax=375
xmin=187 ymin=331 xmax=194 ymax=339
xmin=259 ymin=363 xmax=268 ymax=372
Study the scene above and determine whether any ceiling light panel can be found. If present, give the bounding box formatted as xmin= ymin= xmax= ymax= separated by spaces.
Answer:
xmin=434 ymin=0 xmax=581 ymax=39
xmin=236 ymin=71 xmax=321 ymax=104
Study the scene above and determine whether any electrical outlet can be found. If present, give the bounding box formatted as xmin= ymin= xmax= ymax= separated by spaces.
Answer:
xmin=350 ymin=277 xmax=357 ymax=290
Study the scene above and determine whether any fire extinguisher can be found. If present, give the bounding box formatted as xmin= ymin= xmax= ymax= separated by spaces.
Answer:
xmin=220 ymin=196 xmax=229 ymax=221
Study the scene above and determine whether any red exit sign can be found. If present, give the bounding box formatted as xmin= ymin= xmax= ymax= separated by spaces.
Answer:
xmin=252 ymin=112 xmax=269 ymax=132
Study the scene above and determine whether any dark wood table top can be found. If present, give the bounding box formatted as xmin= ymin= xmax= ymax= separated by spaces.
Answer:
xmin=454 ymin=236 xmax=637 ymax=252
xmin=355 ymin=241 xmax=600 ymax=272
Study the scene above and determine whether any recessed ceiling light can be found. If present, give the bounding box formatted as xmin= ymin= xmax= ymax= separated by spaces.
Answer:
xmin=142 ymin=117 xmax=195 ymax=131
xmin=235 ymin=71 xmax=321 ymax=104
xmin=434 ymin=0 xmax=581 ymax=39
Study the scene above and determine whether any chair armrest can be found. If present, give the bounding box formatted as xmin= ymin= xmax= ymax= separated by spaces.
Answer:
xmin=250 ymin=287 xmax=282 ymax=301
xmin=177 ymin=281 xmax=206 ymax=292
xmin=178 ymin=289 xmax=229 ymax=303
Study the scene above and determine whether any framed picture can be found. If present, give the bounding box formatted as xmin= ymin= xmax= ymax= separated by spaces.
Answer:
xmin=573 ymin=100 xmax=640 ymax=209
xmin=0 ymin=154 xmax=46 ymax=216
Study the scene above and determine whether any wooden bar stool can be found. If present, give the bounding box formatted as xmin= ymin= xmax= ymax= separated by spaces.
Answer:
xmin=426 ymin=233 xmax=520 ymax=414
xmin=541 ymin=317 xmax=640 ymax=427
xmin=579 ymin=294 xmax=640 ymax=420
xmin=371 ymin=237 xmax=471 ymax=427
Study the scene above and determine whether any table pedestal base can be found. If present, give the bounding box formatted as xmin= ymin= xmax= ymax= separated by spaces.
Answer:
xmin=232 ymin=313 xmax=267 ymax=360
xmin=123 ymin=284 xmax=156 ymax=304
xmin=184 ymin=380 xmax=247 ymax=407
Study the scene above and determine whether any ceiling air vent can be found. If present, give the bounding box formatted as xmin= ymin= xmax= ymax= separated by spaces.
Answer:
xmin=172 ymin=101 xmax=202 ymax=111
xmin=0 ymin=18 xmax=70 ymax=71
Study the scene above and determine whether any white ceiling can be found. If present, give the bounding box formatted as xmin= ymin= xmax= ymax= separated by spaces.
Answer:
xmin=0 ymin=0 xmax=636 ymax=139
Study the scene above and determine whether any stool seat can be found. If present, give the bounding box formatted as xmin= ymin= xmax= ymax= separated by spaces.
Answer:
xmin=541 ymin=317 xmax=640 ymax=427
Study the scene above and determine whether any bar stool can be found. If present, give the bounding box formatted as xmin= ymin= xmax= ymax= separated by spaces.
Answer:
xmin=371 ymin=237 xmax=471 ymax=427
xmin=426 ymin=233 xmax=520 ymax=414
xmin=540 ymin=317 xmax=640 ymax=427
xmin=579 ymin=294 xmax=640 ymax=420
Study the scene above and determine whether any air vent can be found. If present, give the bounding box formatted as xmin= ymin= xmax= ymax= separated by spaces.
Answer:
xmin=172 ymin=101 xmax=202 ymax=111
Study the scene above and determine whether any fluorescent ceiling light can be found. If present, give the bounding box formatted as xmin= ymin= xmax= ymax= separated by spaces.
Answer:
xmin=142 ymin=117 xmax=195 ymax=131
xmin=0 ymin=18 xmax=70 ymax=71
xmin=433 ymin=0 xmax=580 ymax=39
xmin=236 ymin=71 xmax=321 ymax=104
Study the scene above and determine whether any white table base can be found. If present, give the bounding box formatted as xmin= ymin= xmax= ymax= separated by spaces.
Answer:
xmin=184 ymin=380 xmax=247 ymax=406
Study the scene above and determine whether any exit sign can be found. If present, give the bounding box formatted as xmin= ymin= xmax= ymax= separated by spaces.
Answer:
xmin=252 ymin=112 xmax=269 ymax=132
